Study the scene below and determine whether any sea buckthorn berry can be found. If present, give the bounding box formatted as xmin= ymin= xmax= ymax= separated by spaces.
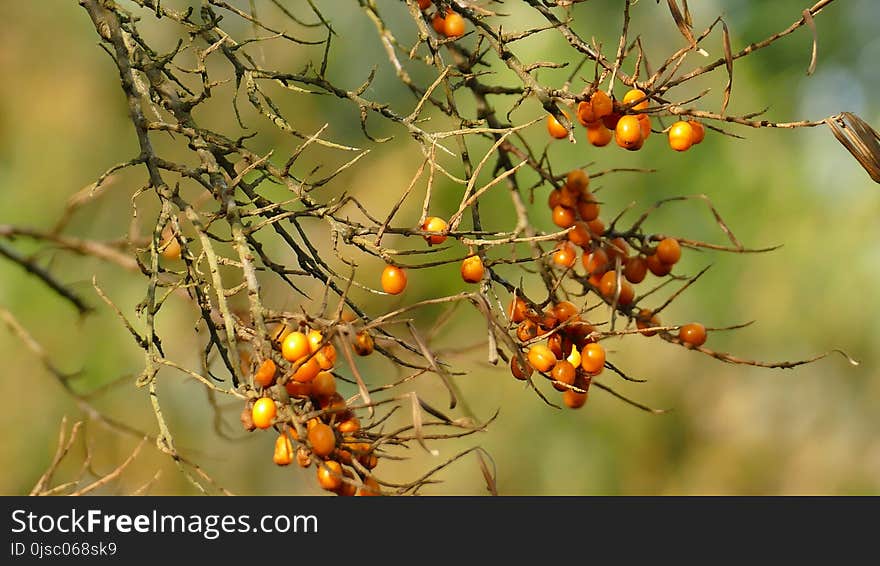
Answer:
xmin=461 ymin=255 xmax=485 ymax=283
xmin=553 ymin=301 xmax=578 ymax=323
xmin=160 ymin=231 xmax=181 ymax=261
xmin=338 ymin=417 xmax=361 ymax=435
xmin=381 ymin=264 xmax=407 ymax=295
xmin=639 ymin=114 xmax=652 ymax=140
xmin=552 ymin=241 xmax=578 ymax=269
xmin=586 ymin=123 xmax=613 ymax=147
xmin=516 ymin=319 xmax=540 ymax=342
xmin=624 ymin=255 xmax=648 ymax=284
xmin=443 ymin=11 xmax=466 ymax=38
xmin=689 ymin=120 xmax=706 ymax=144
xmin=580 ymin=343 xmax=606 ymax=375
xmin=292 ymin=357 xmax=321 ymax=383
xmin=567 ymin=321 xmax=595 ymax=348
xmin=552 ymin=205 xmax=576 ymax=229
xmin=679 ymin=322 xmax=707 ymax=347
xmin=598 ymin=272 xmax=635 ymax=305
xmin=547 ymin=332 xmax=573 ymax=360
xmin=547 ymin=112 xmax=570 ymax=139
xmin=335 ymin=471 xmax=358 ymax=497
xmin=421 ymin=216 xmax=448 ymax=245
xmin=558 ymin=186 xmax=579 ymax=208
xmin=636 ymin=309 xmax=661 ymax=337
xmin=311 ymin=371 xmax=337 ymax=398
xmin=253 ymin=359 xmax=277 ymax=388
xmin=315 ymin=344 xmax=337 ymax=370
xmin=307 ymin=330 xmax=324 ymax=353
xmin=656 ymin=238 xmax=682 ymax=265
xmin=615 ymin=115 xmax=644 ymax=150
xmin=582 ymin=248 xmax=609 ymax=276
xmin=317 ymin=461 xmax=343 ymax=491
xmin=568 ymin=221 xmax=591 ymax=248
xmin=273 ymin=433 xmax=294 ymax=466
xmin=606 ymin=237 xmax=630 ymax=265
xmin=591 ymin=90 xmax=613 ymax=119
xmin=251 ymin=397 xmax=276 ymax=430
xmin=646 ymin=253 xmax=673 ymax=276
xmin=551 ymin=360 xmax=577 ymax=392
xmin=357 ymin=475 xmax=382 ymax=496
xmin=431 ymin=13 xmax=446 ymax=34
xmin=576 ymin=100 xmax=597 ymax=126
xmin=563 ymin=389 xmax=588 ymax=409
xmin=509 ymin=297 xmax=528 ymax=323
xmin=527 ymin=344 xmax=557 ymax=373
xmin=353 ymin=331 xmax=374 ymax=356
xmin=548 ymin=189 xmax=562 ymax=209
xmin=566 ymin=169 xmax=590 ymax=193
xmin=319 ymin=392 xmax=348 ymax=415
xmin=539 ymin=311 xmax=558 ymax=331
xmin=587 ymin=218 xmax=606 ymax=237
xmin=285 ymin=380 xmax=312 ymax=398
xmin=577 ymin=194 xmax=600 ymax=221
xmin=269 ymin=323 xmax=292 ymax=347
xmin=308 ymin=423 xmax=337 ymax=457
xmin=602 ymin=111 xmax=622 ymax=130
xmin=418 ymin=0 xmax=432 ymax=8
xmin=510 ymin=355 xmax=533 ymax=380
xmin=668 ymin=121 xmax=695 ymax=152
xmin=282 ymin=331 xmax=310 ymax=362
xmin=623 ymin=88 xmax=649 ymax=113
xmin=566 ymin=345 xmax=582 ymax=368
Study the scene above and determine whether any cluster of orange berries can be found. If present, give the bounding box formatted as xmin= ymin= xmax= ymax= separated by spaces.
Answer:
xmin=379 ymin=215 xmax=485 ymax=295
xmin=240 ymin=324 xmax=381 ymax=496
xmin=420 ymin=0 xmax=466 ymax=39
xmin=547 ymin=88 xmax=706 ymax=152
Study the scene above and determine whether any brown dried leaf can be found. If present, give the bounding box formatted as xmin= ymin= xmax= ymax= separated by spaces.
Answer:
xmin=667 ymin=0 xmax=697 ymax=49
xmin=802 ymin=10 xmax=818 ymax=76
xmin=720 ymin=20 xmax=734 ymax=116
xmin=826 ymin=112 xmax=880 ymax=183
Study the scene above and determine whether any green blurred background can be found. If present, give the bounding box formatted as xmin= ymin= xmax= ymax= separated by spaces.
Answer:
xmin=1 ymin=0 xmax=878 ymax=495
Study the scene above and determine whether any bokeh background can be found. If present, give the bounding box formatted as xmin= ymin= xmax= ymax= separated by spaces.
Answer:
xmin=1 ymin=0 xmax=878 ymax=495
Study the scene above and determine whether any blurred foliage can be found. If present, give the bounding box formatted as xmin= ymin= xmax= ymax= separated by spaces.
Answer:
xmin=0 ymin=0 xmax=878 ymax=495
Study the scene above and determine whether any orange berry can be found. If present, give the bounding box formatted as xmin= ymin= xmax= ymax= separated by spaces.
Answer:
xmin=251 ymin=397 xmax=276 ymax=430
xmin=646 ymin=253 xmax=673 ymax=276
xmin=317 ymin=461 xmax=343 ymax=491
xmin=461 ymin=255 xmax=485 ymax=283
xmin=636 ymin=309 xmax=661 ymax=337
xmin=577 ymin=194 xmax=600 ymax=221
xmin=338 ymin=417 xmax=361 ymax=435
xmin=315 ymin=344 xmax=336 ymax=370
xmin=580 ymin=343 xmax=606 ymax=375
xmin=269 ymin=323 xmax=292 ymax=347
xmin=568 ymin=221 xmax=592 ymax=248
xmin=443 ymin=12 xmax=466 ymax=38
xmin=566 ymin=169 xmax=590 ymax=193
xmin=418 ymin=0 xmax=432 ymax=10
xmin=605 ymin=237 xmax=630 ymax=265
xmin=551 ymin=360 xmax=576 ymax=392
xmin=623 ymin=88 xmax=649 ymax=113
xmin=615 ymin=115 xmax=644 ymax=150
xmin=357 ymin=475 xmax=382 ymax=496
xmin=273 ymin=433 xmax=294 ymax=466
xmin=306 ymin=330 xmax=323 ymax=353
xmin=292 ymin=357 xmax=321 ymax=383
xmin=311 ymin=371 xmax=337 ymax=398
xmin=689 ymin=120 xmax=705 ymax=144
xmin=590 ymin=90 xmax=613 ymax=119
xmin=552 ymin=241 xmax=578 ymax=269
xmin=421 ymin=216 xmax=448 ymax=245
xmin=547 ymin=189 xmax=563 ymax=209
xmin=281 ymin=331 xmax=310 ymax=363
xmin=668 ymin=120 xmax=694 ymax=152
xmin=602 ymin=111 xmax=622 ymax=130
xmin=253 ymin=359 xmax=277 ymax=388
xmin=353 ymin=331 xmax=374 ymax=356
xmin=563 ymin=389 xmax=588 ymax=409
xmin=510 ymin=355 xmax=533 ymax=380
xmin=308 ymin=423 xmax=337 ymax=458
xmin=508 ymin=296 xmax=528 ymax=323
xmin=431 ymin=13 xmax=446 ymax=34
xmin=656 ymin=238 xmax=682 ymax=265
xmin=516 ymin=319 xmax=540 ymax=343
xmin=582 ymin=248 xmax=609 ymax=276
xmin=624 ymin=255 xmax=648 ymax=284
xmin=639 ymin=114 xmax=652 ymax=140
xmin=285 ymin=380 xmax=312 ymax=398
xmin=527 ymin=344 xmax=557 ymax=373
xmin=679 ymin=322 xmax=707 ymax=347
xmin=381 ymin=264 xmax=407 ymax=295
xmin=587 ymin=218 xmax=606 ymax=237
xmin=586 ymin=122 xmax=613 ymax=147
xmin=547 ymin=112 xmax=570 ymax=139
xmin=552 ymin=205 xmax=576 ymax=229
xmin=576 ymin=100 xmax=597 ymax=126
xmin=553 ymin=301 xmax=578 ymax=323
